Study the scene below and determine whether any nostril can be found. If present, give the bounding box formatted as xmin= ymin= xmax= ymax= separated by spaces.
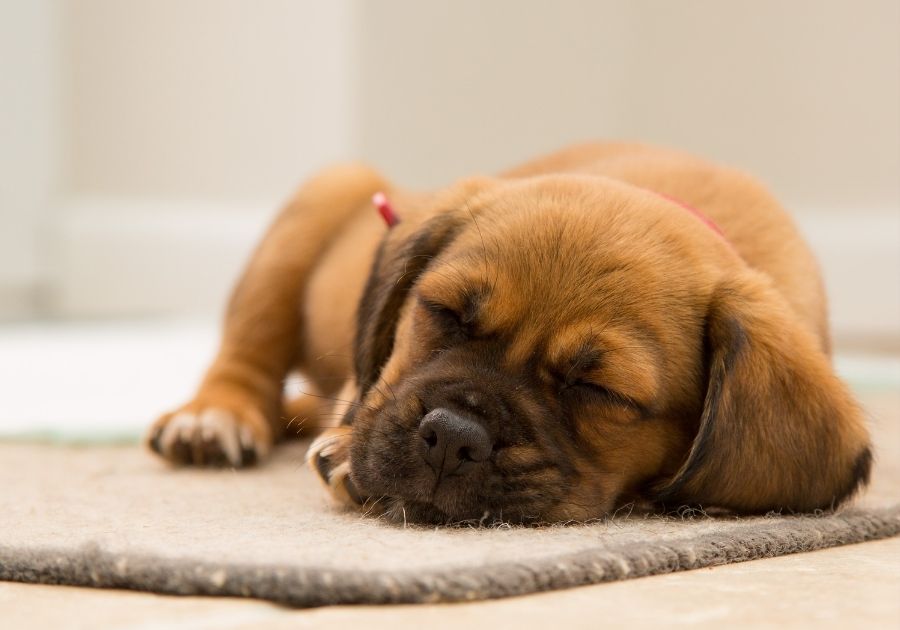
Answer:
xmin=418 ymin=407 xmax=493 ymax=474
xmin=459 ymin=438 xmax=492 ymax=463
xmin=456 ymin=443 xmax=493 ymax=463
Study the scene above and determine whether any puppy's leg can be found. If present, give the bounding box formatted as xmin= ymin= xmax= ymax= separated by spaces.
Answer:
xmin=147 ymin=164 xmax=387 ymax=466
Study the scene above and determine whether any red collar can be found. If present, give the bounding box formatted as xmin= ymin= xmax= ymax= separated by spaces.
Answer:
xmin=373 ymin=192 xmax=400 ymax=227
xmin=654 ymin=191 xmax=729 ymax=242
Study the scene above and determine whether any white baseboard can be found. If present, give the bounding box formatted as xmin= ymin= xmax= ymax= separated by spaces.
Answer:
xmin=47 ymin=197 xmax=900 ymax=345
xmin=793 ymin=211 xmax=900 ymax=345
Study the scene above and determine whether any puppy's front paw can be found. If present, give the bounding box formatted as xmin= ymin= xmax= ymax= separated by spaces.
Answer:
xmin=307 ymin=428 xmax=364 ymax=506
xmin=147 ymin=401 xmax=272 ymax=467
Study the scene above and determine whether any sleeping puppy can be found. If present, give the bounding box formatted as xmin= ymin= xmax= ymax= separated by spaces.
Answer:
xmin=147 ymin=143 xmax=872 ymax=524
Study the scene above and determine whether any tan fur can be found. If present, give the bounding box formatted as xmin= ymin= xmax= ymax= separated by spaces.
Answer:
xmin=148 ymin=142 xmax=870 ymax=520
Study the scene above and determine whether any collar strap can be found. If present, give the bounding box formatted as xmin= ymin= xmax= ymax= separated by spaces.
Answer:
xmin=373 ymin=192 xmax=400 ymax=228
xmin=654 ymin=191 xmax=728 ymax=242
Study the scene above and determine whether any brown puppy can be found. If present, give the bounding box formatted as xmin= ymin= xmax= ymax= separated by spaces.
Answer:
xmin=147 ymin=143 xmax=872 ymax=524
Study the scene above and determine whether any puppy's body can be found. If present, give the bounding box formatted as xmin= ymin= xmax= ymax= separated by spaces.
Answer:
xmin=148 ymin=143 xmax=869 ymax=523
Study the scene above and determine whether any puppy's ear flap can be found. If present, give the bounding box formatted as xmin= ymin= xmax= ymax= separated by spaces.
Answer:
xmin=353 ymin=212 xmax=463 ymax=396
xmin=658 ymin=271 xmax=872 ymax=513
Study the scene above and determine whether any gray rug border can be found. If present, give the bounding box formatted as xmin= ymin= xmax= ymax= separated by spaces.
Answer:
xmin=2 ymin=505 xmax=898 ymax=608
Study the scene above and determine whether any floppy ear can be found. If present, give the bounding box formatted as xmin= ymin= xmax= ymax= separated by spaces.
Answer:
xmin=657 ymin=270 xmax=872 ymax=513
xmin=353 ymin=212 xmax=464 ymax=396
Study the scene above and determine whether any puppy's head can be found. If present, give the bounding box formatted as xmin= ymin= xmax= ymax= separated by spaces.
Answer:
xmin=346 ymin=176 xmax=871 ymax=524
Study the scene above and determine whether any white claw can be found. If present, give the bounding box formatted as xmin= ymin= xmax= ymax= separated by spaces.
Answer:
xmin=242 ymin=423 xmax=269 ymax=459
xmin=160 ymin=412 xmax=194 ymax=457
xmin=309 ymin=434 xmax=340 ymax=460
xmin=199 ymin=408 xmax=242 ymax=466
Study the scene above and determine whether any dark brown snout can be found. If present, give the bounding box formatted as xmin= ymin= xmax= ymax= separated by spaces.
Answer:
xmin=418 ymin=408 xmax=493 ymax=480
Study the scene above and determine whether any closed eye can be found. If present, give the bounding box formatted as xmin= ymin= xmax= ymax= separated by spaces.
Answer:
xmin=563 ymin=380 xmax=643 ymax=412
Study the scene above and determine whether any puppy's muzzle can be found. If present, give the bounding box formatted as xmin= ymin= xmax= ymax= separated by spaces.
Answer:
xmin=417 ymin=408 xmax=493 ymax=481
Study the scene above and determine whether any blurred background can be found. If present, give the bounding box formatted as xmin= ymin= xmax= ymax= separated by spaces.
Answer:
xmin=1 ymin=0 xmax=898 ymax=438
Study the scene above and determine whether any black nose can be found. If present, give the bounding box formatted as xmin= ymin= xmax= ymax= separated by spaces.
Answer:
xmin=418 ymin=408 xmax=492 ymax=477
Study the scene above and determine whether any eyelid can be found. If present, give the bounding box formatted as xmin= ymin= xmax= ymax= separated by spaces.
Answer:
xmin=420 ymin=297 xmax=447 ymax=309
xmin=420 ymin=295 xmax=481 ymax=326
xmin=420 ymin=298 xmax=461 ymax=319
xmin=569 ymin=379 xmax=643 ymax=412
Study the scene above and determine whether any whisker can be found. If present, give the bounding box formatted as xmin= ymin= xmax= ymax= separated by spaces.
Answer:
xmin=292 ymin=390 xmax=376 ymax=413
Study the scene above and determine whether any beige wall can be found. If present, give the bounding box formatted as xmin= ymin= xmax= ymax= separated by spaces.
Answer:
xmin=63 ymin=0 xmax=358 ymax=204
xmin=618 ymin=1 xmax=900 ymax=212
xmin=358 ymin=0 xmax=900 ymax=213
xmin=356 ymin=1 xmax=635 ymax=189
xmin=0 ymin=0 xmax=59 ymax=311
xmin=60 ymin=0 xmax=900 ymax=211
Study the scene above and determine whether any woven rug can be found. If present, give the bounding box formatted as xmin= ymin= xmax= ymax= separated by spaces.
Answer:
xmin=1 ymin=440 xmax=898 ymax=607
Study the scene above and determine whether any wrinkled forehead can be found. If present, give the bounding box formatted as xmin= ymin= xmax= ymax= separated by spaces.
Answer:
xmin=423 ymin=203 xmax=658 ymax=318
xmin=418 ymin=210 xmax=659 ymax=339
